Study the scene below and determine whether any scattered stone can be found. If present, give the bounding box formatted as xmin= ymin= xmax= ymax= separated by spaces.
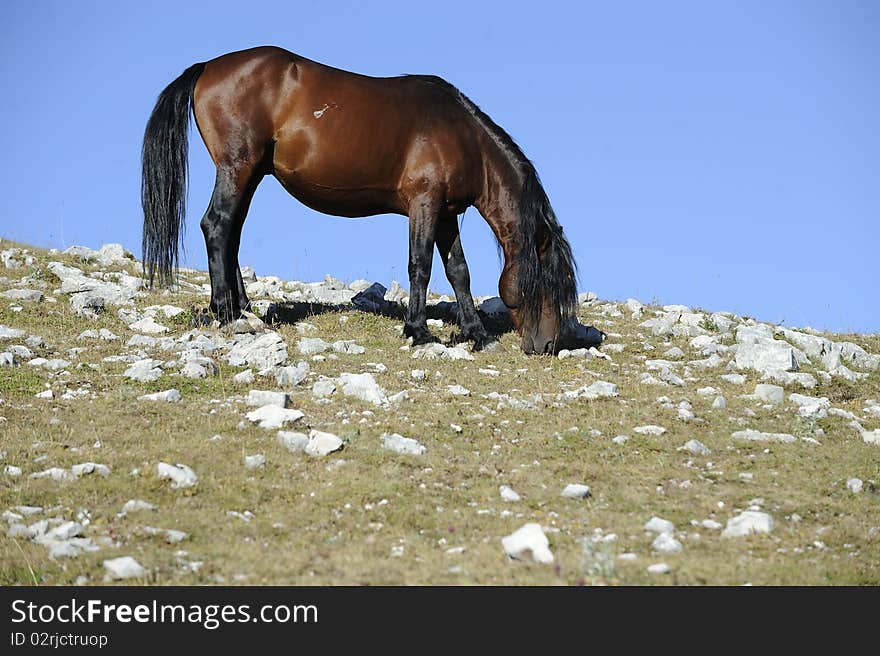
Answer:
xmin=681 ymin=439 xmax=710 ymax=456
xmin=129 ymin=316 xmax=168 ymax=334
xmin=276 ymin=361 xmax=309 ymax=387
xmin=499 ymin=485 xmax=521 ymax=502
xmin=124 ymin=359 xmax=163 ymax=382
xmin=246 ymin=390 xmax=289 ymax=408
xmin=103 ymin=556 xmax=145 ymax=580
xmin=121 ymin=499 xmax=156 ymax=513
xmin=647 ymin=563 xmax=671 ymax=574
xmin=225 ymin=331 xmax=288 ymax=370
xmin=138 ymin=389 xmax=181 ymax=403
xmin=502 ymin=523 xmax=554 ymax=564
xmin=753 ymin=384 xmax=784 ymax=404
xmin=70 ymin=462 xmax=110 ymax=478
xmin=712 ymin=396 xmax=727 ymax=410
xmin=644 ymin=517 xmax=675 ymax=534
xmin=2 ymin=289 xmax=43 ymax=303
xmin=297 ymin=337 xmax=330 ymax=355
xmin=157 ymin=462 xmax=198 ymax=489
xmin=721 ymin=511 xmax=774 ymax=538
xmin=447 ymin=384 xmax=471 ymax=396
xmin=411 ymin=343 xmax=474 ymax=361
xmin=735 ymin=342 xmax=798 ymax=374
xmin=339 ymin=372 xmax=387 ymax=405
xmin=611 ymin=435 xmax=629 ymax=445
xmin=35 ymin=389 xmax=54 ymax=399
xmin=862 ymin=429 xmax=880 ymax=446
xmin=652 ymin=532 xmax=683 ymax=554
xmin=381 ymin=432 xmax=427 ymax=455
xmin=634 ymin=425 xmax=666 ymax=436
xmin=244 ymin=454 xmax=266 ymax=470
xmin=846 ymin=478 xmax=863 ymax=494
xmin=304 ymin=430 xmax=344 ymax=457
xmin=29 ymin=467 xmax=69 ymax=481
xmin=0 ymin=325 xmax=26 ymax=340
xmin=245 ymin=405 xmax=304 ymax=429
xmin=731 ymin=429 xmax=797 ymax=444
xmin=720 ymin=373 xmax=747 ymax=385
xmin=311 ymin=378 xmax=337 ymax=398
xmin=332 ymin=340 xmax=365 ymax=354
xmin=233 ymin=369 xmax=255 ymax=385
xmin=560 ymin=483 xmax=591 ymax=499
xmin=277 ymin=431 xmax=309 ymax=453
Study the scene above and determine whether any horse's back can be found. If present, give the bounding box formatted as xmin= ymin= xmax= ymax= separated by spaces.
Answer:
xmin=193 ymin=47 xmax=484 ymax=216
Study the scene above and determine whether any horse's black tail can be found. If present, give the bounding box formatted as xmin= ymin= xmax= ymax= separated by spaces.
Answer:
xmin=141 ymin=62 xmax=206 ymax=287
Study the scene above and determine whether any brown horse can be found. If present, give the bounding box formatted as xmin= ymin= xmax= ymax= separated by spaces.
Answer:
xmin=142 ymin=46 xmax=578 ymax=354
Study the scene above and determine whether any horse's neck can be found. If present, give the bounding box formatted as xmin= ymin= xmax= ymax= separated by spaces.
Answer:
xmin=474 ymin=149 xmax=523 ymax=258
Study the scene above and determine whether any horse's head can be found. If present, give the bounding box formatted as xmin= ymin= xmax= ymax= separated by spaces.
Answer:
xmin=511 ymin=301 xmax=563 ymax=355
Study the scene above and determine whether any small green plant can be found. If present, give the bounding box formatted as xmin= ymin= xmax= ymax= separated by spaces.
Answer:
xmin=699 ymin=316 xmax=720 ymax=333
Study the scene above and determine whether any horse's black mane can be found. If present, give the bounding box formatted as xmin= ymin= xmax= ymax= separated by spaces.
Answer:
xmin=404 ymin=74 xmax=578 ymax=327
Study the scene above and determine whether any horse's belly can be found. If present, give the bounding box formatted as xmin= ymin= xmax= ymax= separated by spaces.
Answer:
xmin=273 ymin=171 xmax=403 ymax=218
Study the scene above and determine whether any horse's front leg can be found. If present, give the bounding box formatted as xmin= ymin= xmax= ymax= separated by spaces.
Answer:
xmin=403 ymin=196 xmax=440 ymax=346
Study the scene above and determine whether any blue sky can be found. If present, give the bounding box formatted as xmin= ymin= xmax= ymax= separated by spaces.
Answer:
xmin=1 ymin=0 xmax=877 ymax=332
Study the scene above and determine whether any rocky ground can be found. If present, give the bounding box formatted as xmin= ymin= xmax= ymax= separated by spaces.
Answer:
xmin=1 ymin=238 xmax=878 ymax=585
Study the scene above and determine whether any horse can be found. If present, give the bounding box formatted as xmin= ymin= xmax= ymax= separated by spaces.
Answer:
xmin=141 ymin=46 xmax=578 ymax=354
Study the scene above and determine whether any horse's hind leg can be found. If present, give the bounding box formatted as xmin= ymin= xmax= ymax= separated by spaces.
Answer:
xmin=229 ymin=174 xmax=263 ymax=313
xmin=435 ymin=214 xmax=490 ymax=349
xmin=403 ymin=196 xmax=441 ymax=346
xmin=200 ymin=165 xmax=262 ymax=324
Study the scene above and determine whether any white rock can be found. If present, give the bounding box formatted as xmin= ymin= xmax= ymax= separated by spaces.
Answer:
xmin=647 ymin=563 xmax=671 ymax=574
xmin=245 ymin=405 xmax=304 ymax=429
xmin=411 ymin=369 xmax=426 ymax=381
xmin=652 ymin=532 xmax=683 ymax=554
xmin=277 ymin=431 xmax=309 ymax=453
xmin=381 ymin=433 xmax=427 ymax=455
xmin=277 ymin=361 xmax=310 ymax=386
xmin=701 ymin=519 xmax=723 ymax=530
xmin=501 ymin=523 xmax=554 ymax=564
xmin=29 ymin=467 xmax=70 ymax=481
xmin=246 ymin=390 xmax=289 ymax=408
xmin=681 ymin=439 xmax=710 ymax=455
xmin=846 ymin=478 xmax=863 ymax=494
xmin=731 ymin=429 xmax=797 ymax=444
xmin=124 ymin=359 xmax=163 ymax=382
xmin=697 ymin=386 xmax=718 ymax=397
xmin=138 ymin=389 xmax=181 ymax=403
xmin=2 ymin=289 xmax=43 ymax=303
xmin=611 ymin=435 xmax=629 ymax=445
xmin=644 ymin=517 xmax=675 ymax=534
xmin=561 ymin=483 xmax=591 ymax=499
xmin=4 ymin=465 xmax=23 ymax=477
xmin=720 ymin=373 xmax=747 ymax=385
xmin=0 ymin=325 xmax=26 ymax=340
xmin=447 ymin=384 xmax=471 ymax=396
xmin=157 ymin=462 xmax=197 ymax=488
xmin=862 ymin=429 xmax=880 ymax=446
xmin=35 ymin=390 xmax=54 ymax=399
xmin=580 ymin=381 xmax=618 ymax=400
xmin=233 ymin=369 xmax=255 ymax=384
xmin=339 ymin=372 xmax=387 ymax=405
xmin=499 ymin=485 xmax=521 ymax=502
xmin=722 ymin=511 xmax=774 ymax=538
xmin=225 ymin=331 xmax=288 ymax=370
xmin=332 ymin=340 xmax=365 ymax=354
xmin=305 ymin=430 xmax=344 ymax=457
xmin=129 ymin=316 xmax=169 ymax=334
xmin=634 ymin=425 xmax=666 ymax=436
xmin=735 ymin=342 xmax=798 ymax=374
xmin=103 ymin=556 xmax=145 ymax=580
xmin=121 ymin=499 xmax=156 ymax=513
xmin=297 ymin=337 xmax=330 ymax=355
xmin=311 ymin=378 xmax=337 ymax=398
xmin=753 ymin=384 xmax=784 ymax=404
xmin=244 ymin=454 xmax=266 ymax=470
xmin=712 ymin=396 xmax=727 ymax=410
xmin=180 ymin=361 xmax=208 ymax=379
xmin=70 ymin=462 xmax=110 ymax=478
xmin=411 ymin=343 xmax=474 ymax=361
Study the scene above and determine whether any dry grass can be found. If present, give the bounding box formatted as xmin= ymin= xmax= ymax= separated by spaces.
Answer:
xmin=1 ymin=239 xmax=878 ymax=585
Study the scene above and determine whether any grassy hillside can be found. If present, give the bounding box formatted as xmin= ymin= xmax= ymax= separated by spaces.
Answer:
xmin=1 ymin=238 xmax=878 ymax=585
